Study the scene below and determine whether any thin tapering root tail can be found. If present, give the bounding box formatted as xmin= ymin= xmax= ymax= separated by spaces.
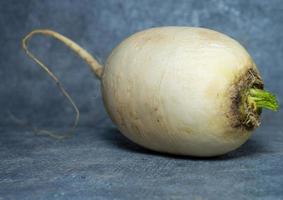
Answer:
xmin=22 ymin=29 xmax=104 ymax=139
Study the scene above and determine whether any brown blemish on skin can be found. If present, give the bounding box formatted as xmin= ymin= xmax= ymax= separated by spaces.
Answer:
xmin=179 ymin=126 xmax=193 ymax=135
xmin=132 ymin=123 xmax=142 ymax=136
xmin=205 ymin=79 xmax=222 ymax=99
xmin=197 ymin=28 xmax=223 ymax=41
xmin=116 ymin=109 xmax=125 ymax=127
xmin=139 ymin=33 xmax=166 ymax=43
xmin=228 ymin=67 xmax=263 ymax=131
xmin=129 ymin=110 xmax=139 ymax=120
xmin=131 ymin=31 xmax=168 ymax=50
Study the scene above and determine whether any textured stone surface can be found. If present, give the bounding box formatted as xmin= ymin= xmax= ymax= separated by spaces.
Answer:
xmin=0 ymin=0 xmax=283 ymax=199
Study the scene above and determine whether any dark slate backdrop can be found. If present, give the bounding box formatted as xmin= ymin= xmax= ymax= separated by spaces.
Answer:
xmin=0 ymin=1 xmax=283 ymax=200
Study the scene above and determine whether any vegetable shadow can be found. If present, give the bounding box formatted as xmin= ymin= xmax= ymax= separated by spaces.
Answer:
xmin=103 ymin=127 xmax=265 ymax=161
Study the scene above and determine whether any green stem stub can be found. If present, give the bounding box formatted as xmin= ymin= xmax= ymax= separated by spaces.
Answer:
xmin=247 ymin=88 xmax=279 ymax=112
xmin=239 ymin=87 xmax=279 ymax=129
xmin=230 ymin=68 xmax=279 ymax=130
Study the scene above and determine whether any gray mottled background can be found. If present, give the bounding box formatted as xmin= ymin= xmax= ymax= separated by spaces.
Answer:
xmin=0 ymin=0 xmax=283 ymax=200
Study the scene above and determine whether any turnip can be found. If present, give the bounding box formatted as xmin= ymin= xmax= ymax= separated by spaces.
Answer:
xmin=23 ymin=27 xmax=278 ymax=157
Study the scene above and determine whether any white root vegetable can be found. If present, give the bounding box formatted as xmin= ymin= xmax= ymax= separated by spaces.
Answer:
xmin=23 ymin=27 xmax=278 ymax=156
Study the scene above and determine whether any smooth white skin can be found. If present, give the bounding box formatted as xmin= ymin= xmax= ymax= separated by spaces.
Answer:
xmin=102 ymin=27 xmax=257 ymax=156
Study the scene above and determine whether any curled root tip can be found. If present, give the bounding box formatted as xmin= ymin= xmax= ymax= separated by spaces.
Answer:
xmin=22 ymin=29 xmax=81 ymax=139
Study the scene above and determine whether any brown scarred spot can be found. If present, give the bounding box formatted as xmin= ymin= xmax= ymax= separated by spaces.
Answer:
xmin=229 ymin=67 xmax=264 ymax=131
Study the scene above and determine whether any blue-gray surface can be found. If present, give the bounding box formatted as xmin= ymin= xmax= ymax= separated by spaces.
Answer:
xmin=0 ymin=0 xmax=283 ymax=199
